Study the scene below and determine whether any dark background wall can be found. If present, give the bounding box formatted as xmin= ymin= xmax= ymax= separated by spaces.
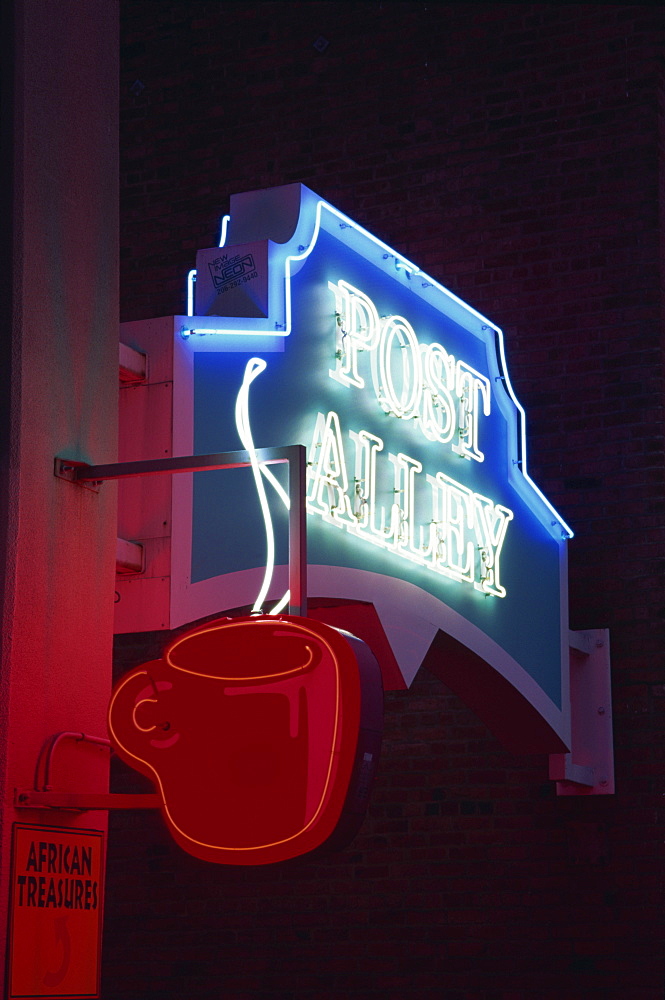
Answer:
xmin=107 ymin=4 xmax=664 ymax=998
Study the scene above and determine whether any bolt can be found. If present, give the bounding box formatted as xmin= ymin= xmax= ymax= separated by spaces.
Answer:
xmin=598 ymin=706 xmax=606 ymax=715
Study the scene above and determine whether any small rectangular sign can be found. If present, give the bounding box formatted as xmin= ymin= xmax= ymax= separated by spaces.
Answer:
xmin=8 ymin=824 xmax=105 ymax=999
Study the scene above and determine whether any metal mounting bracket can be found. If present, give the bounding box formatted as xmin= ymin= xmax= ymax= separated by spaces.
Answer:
xmin=15 ymin=789 xmax=161 ymax=811
xmin=55 ymin=445 xmax=307 ymax=616
xmin=549 ymin=628 xmax=614 ymax=795
xmin=16 ymin=730 xmax=162 ymax=811
xmin=54 ymin=459 xmax=103 ymax=492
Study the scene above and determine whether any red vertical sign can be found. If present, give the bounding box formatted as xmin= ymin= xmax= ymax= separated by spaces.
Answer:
xmin=8 ymin=825 xmax=104 ymax=999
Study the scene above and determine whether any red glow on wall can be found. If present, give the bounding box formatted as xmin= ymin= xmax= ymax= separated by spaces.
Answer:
xmin=108 ymin=616 xmax=361 ymax=864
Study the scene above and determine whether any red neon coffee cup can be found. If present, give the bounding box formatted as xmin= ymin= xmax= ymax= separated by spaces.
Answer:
xmin=108 ymin=615 xmax=361 ymax=864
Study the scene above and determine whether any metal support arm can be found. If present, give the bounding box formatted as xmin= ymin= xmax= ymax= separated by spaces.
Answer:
xmin=16 ymin=730 xmax=162 ymax=811
xmin=15 ymin=789 xmax=161 ymax=810
xmin=55 ymin=445 xmax=307 ymax=616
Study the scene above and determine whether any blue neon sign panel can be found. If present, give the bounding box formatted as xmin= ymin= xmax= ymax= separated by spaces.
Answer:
xmin=174 ymin=184 xmax=571 ymax=733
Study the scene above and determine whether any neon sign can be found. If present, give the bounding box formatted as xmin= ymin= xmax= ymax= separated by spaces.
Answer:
xmin=328 ymin=279 xmax=490 ymax=460
xmin=303 ymin=277 xmax=512 ymax=597
xmin=306 ymin=411 xmax=513 ymax=597
xmin=165 ymin=183 xmax=571 ymax=740
xmin=108 ymin=615 xmax=365 ymax=865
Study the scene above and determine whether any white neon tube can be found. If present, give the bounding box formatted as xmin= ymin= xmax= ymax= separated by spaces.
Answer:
xmin=234 ymin=357 xmax=290 ymax=614
xmin=186 ymin=270 xmax=196 ymax=317
xmin=219 ymin=214 xmax=230 ymax=248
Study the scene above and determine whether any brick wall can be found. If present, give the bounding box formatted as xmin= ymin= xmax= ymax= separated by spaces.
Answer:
xmin=107 ymin=4 xmax=665 ymax=997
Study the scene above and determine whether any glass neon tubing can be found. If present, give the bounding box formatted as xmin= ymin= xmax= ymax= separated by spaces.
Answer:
xmin=108 ymin=620 xmax=344 ymax=856
xmin=186 ymin=197 xmax=572 ymax=539
xmin=234 ymin=358 xmax=290 ymax=614
xmin=219 ymin=214 xmax=230 ymax=247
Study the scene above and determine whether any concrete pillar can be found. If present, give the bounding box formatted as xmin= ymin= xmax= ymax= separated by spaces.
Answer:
xmin=0 ymin=1 xmax=118 ymax=993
